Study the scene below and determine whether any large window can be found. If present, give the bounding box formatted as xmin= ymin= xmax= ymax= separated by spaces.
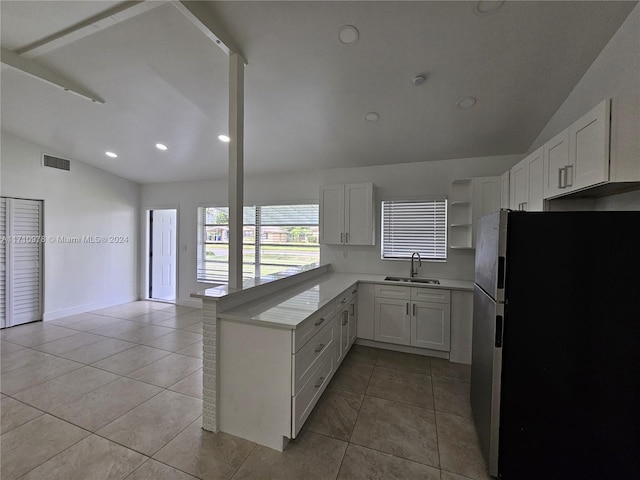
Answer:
xmin=381 ymin=198 xmax=447 ymax=261
xmin=197 ymin=204 xmax=319 ymax=283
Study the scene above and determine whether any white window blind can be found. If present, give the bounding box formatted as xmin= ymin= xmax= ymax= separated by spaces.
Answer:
xmin=381 ymin=199 xmax=447 ymax=261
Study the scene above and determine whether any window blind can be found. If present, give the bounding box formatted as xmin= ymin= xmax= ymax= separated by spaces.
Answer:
xmin=381 ymin=199 xmax=447 ymax=261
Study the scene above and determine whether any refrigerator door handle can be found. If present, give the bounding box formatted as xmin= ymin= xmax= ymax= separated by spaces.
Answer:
xmin=497 ymin=256 xmax=505 ymax=289
xmin=495 ymin=315 xmax=504 ymax=348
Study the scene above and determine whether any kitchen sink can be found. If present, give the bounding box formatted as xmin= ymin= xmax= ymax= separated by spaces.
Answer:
xmin=384 ymin=276 xmax=440 ymax=285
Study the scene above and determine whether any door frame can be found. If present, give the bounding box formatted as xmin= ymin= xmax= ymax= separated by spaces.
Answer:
xmin=142 ymin=206 xmax=179 ymax=303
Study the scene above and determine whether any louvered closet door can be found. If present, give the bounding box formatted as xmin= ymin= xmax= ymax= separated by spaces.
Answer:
xmin=4 ymin=198 xmax=43 ymax=327
xmin=0 ymin=198 xmax=6 ymax=328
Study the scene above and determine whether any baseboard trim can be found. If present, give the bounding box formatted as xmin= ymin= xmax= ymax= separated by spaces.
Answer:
xmin=42 ymin=295 xmax=139 ymax=321
xmin=355 ymin=338 xmax=450 ymax=360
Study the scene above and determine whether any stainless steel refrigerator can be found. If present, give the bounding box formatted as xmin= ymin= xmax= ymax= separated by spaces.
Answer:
xmin=471 ymin=209 xmax=640 ymax=479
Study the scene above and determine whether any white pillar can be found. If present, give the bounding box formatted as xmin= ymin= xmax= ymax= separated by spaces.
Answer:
xmin=228 ymin=53 xmax=244 ymax=289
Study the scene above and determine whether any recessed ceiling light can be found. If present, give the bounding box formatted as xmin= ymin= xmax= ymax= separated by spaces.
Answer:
xmin=155 ymin=143 xmax=168 ymax=151
xmin=338 ymin=25 xmax=359 ymax=45
xmin=457 ymin=97 xmax=477 ymax=109
xmin=218 ymin=134 xmax=231 ymax=143
xmin=364 ymin=112 xmax=380 ymax=122
xmin=476 ymin=1 xmax=505 ymax=16
xmin=105 ymin=151 xmax=118 ymax=158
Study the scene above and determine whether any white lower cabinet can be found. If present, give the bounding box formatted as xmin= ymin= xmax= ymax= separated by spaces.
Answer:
xmin=374 ymin=285 xmax=451 ymax=352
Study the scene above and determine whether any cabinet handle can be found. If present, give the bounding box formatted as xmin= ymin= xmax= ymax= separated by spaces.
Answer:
xmin=565 ymin=165 xmax=573 ymax=187
xmin=406 ymin=302 xmax=409 ymax=315
xmin=314 ymin=343 xmax=325 ymax=353
xmin=558 ymin=168 xmax=565 ymax=188
xmin=314 ymin=317 xmax=325 ymax=326
xmin=412 ymin=303 xmax=416 ymax=316
xmin=522 ymin=201 xmax=527 ymax=211
xmin=340 ymin=232 xmax=344 ymax=243
xmin=351 ymin=289 xmax=357 ymax=294
xmin=314 ymin=377 xmax=324 ymax=388
xmin=345 ymin=232 xmax=349 ymax=243
xmin=349 ymin=304 xmax=355 ymax=315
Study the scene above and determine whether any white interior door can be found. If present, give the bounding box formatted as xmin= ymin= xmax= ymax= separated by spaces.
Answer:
xmin=1 ymin=197 xmax=43 ymax=328
xmin=150 ymin=209 xmax=177 ymax=302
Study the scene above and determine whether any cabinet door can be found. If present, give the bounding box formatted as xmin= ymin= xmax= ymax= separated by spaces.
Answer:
xmin=348 ymin=297 xmax=357 ymax=347
xmin=543 ymin=129 xmax=570 ymax=199
xmin=356 ymin=284 xmax=374 ymax=340
xmin=568 ymin=99 xmax=610 ymax=191
xmin=344 ymin=183 xmax=374 ymax=245
xmin=500 ymin=171 xmax=510 ymax=209
xmin=319 ymin=184 xmax=345 ymax=244
xmin=341 ymin=310 xmax=349 ymax=358
xmin=335 ymin=312 xmax=347 ymax=365
xmin=411 ymin=301 xmax=451 ymax=351
xmin=510 ymin=159 xmax=527 ymax=210
xmin=374 ymin=298 xmax=411 ymax=346
xmin=525 ymin=147 xmax=544 ymax=211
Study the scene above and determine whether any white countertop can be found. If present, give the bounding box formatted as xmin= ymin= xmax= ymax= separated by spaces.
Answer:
xmin=214 ymin=271 xmax=473 ymax=330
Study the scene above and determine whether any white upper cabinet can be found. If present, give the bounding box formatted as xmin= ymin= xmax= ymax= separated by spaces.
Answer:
xmin=500 ymin=171 xmax=510 ymax=209
xmin=568 ymin=99 xmax=611 ymax=191
xmin=319 ymin=183 xmax=374 ymax=245
xmin=510 ymin=146 xmax=544 ymax=211
xmin=543 ymin=129 xmax=570 ymax=198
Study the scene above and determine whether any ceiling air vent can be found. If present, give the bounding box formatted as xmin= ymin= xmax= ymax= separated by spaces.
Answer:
xmin=42 ymin=154 xmax=71 ymax=172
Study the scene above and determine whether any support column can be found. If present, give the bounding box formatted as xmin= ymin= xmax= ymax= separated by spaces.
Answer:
xmin=228 ymin=53 xmax=244 ymax=289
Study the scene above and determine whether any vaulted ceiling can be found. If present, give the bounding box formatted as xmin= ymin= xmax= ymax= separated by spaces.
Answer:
xmin=1 ymin=1 xmax=636 ymax=183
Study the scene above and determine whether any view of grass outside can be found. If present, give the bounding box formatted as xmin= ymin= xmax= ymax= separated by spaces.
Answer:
xmin=197 ymin=205 xmax=319 ymax=282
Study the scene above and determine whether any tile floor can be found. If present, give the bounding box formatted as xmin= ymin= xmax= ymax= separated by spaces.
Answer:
xmin=0 ymin=301 xmax=490 ymax=480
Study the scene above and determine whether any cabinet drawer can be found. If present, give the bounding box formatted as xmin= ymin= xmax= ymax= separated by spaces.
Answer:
xmin=292 ymin=318 xmax=334 ymax=395
xmin=411 ymin=287 xmax=450 ymax=304
xmin=335 ymin=284 xmax=358 ymax=309
xmin=293 ymin=302 xmax=335 ymax=353
xmin=292 ymin=351 xmax=334 ymax=437
xmin=374 ymin=284 xmax=410 ymax=300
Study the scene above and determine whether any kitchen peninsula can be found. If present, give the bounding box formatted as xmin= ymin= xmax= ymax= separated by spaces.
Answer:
xmin=192 ymin=264 xmax=472 ymax=451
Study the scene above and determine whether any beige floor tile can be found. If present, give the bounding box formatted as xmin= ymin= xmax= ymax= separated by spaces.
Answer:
xmin=376 ymin=349 xmax=431 ymax=374
xmin=0 ymin=396 xmax=44 ymax=434
xmin=350 ymin=395 xmax=439 ymax=468
xmin=154 ymin=418 xmax=255 ymax=480
xmin=346 ymin=344 xmax=380 ymax=365
xmin=109 ymin=324 xmax=175 ymax=343
xmin=0 ymin=340 xmax=25 ymax=355
xmin=1 ymin=324 xmax=77 ymax=347
xmin=19 ymin=434 xmax=147 ymax=480
xmin=433 ymin=377 xmax=472 ymax=418
xmin=159 ymin=305 xmax=200 ymax=316
xmin=131 ymin=310 xmax=178 ymax=325
xmin=60 ymin=315 xmax=125 ymax=332
xmin=56 ymin=337 xmax=137 ymax=364
xmin=142 ymin=331 xmax=202 ymax=352
xmin=127 ymin=353 xmax=202 ymax=388
xmin=181 ymin=321 xmax=203 ymax=334
xmin=305 ymin=388 xmax=363 ymax=441
xmin=436 ymin=411 xmax=491 ymax=480
xmin=91 ymin=345 xmax=172 ymax=375
xmin=154 ymin=315 xmax=203 ymax=330
xmin=168 ymin=369 xmax=203 ymax=399
xmin=48 ymin=312 xmax=105 ymax=327
xmin=88 ymin=320 xmax=146 ymax=338
xmin=34 ymin=332 xmax=104 ymax=355
xmin=366 ymin=366 xmax=434 ymax=409
xmin=231 ymin=430 xmax=346 ymax=480
xmin=176 ymin=342 xmax=203 ymax=358
xmin=329 ymin=359 xmax=374 ymax=394
xmin=97 ymin=390 xmax=202 ymax=456
xmin=441 ymin=471 xmax=478 ymax=480
xmin=0 ymin=414 xmax=89 ymax=480
xmin=431 ymin=358 xmax=471 ymax=382
xmin=52 ymin=377 xmax=162 ymax=431
xmin=126 ymin=459 xmax=199 ymax=480
xmin=1 ymin=348 xmax=55 ymax=373
xmin=14 ymin=366 xmax=119 ymax=412
xmin=0 ymin=356 xmax=83 ymax=395
xmin=337 ymin=444 xmax=441 ymax=480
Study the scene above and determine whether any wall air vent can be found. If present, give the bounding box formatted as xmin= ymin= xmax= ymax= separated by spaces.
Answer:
xmin=42 ymin=154 xmax=71 ymax=171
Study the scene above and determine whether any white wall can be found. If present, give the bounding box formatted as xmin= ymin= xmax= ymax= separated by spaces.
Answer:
xmin=142 ymin=154 xmax=520 ymax=305
xmin=1 ymin=131 xmax=140 ymax=320
xmin=529 ymin=3 xmax=640 ymax=211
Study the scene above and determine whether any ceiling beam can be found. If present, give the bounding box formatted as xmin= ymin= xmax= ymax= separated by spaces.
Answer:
xmin=1 ymin=48 xmax=105 ymax=104
xmin=16 ymin=1 xmax=167 ymax=59
xmin=171 ymin=1 xmax=246 ymax=63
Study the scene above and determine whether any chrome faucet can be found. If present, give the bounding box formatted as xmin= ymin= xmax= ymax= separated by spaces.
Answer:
xmin=410 ymin=252 xmax=422 ymax=277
